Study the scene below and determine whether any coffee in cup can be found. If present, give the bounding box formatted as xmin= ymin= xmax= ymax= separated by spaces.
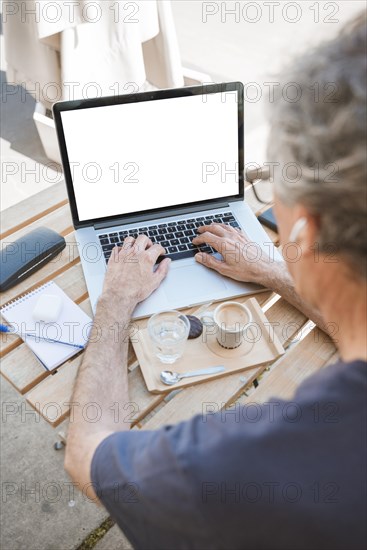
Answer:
xmin=201 ymin=301 xmax=253 ymax=350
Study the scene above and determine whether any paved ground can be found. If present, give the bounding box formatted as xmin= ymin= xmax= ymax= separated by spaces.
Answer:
xmin=0 ymin=377 xmax=108 ymax=550
xmin=0 ymin=2 xmax=364 ymax=549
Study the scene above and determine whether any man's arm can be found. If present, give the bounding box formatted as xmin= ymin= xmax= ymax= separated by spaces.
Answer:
xmin=260 ymin=259 xmax=328 ymax=331
xmin=64 ymin=236 xmax=170 ymax=499
xmin=193 ymin=223 xmax=330 ymax=334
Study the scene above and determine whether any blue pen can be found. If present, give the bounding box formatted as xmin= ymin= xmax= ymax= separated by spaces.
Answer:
xmin=0 ymin=323 xmax=85 ymax=350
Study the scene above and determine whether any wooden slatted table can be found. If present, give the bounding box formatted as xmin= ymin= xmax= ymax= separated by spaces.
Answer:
xmin=0 ymin=181 xmax=337 ymax=442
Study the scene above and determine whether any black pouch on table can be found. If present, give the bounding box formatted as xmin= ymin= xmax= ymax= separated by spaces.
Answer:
xmin=0 ymin=227 xmax=66 ymax=291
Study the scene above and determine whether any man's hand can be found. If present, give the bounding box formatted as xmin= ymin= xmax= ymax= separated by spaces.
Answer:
xmin=192 ymin=223 xmax=274 ymax=285
xmin=102 ymin=235 xmax=171 ymax=310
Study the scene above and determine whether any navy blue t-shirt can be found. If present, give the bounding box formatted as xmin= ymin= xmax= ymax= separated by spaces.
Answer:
xmin=91 ymin=360 xmax=367 ymax=550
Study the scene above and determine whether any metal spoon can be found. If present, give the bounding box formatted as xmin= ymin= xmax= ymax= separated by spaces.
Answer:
xmin=160 ymin=365 xmax=225 ymax=386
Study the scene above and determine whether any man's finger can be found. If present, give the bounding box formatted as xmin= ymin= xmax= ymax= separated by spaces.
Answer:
xmin=122 ymin=236 xmax=135 ymax=249
xmin=219 ymin=223 xmax=244 ymax=235
xmin=192 ymin=231 xmax=223 ymax=250
xmin=154 ymin=257 xmax=171 ymax=282
xmin=195 ymin=252 xmax=226 ymax=273
xmin=107 ymin=246 xmax=120 ymax=265
xmin=197 ymin=224 xmax=229 ymax=237
xmin=134 ymin=234 xmax=151 ymax=250
xmin=147 ymin=243 xmax=166 ymax=263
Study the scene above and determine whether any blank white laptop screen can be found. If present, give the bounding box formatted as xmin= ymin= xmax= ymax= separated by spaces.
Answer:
xmin=60 ymin=92 xmax=239 ymax=222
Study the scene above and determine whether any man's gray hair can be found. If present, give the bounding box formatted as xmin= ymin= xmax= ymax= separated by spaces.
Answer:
xmin=267 ymin=12 xmax=367 ymax=277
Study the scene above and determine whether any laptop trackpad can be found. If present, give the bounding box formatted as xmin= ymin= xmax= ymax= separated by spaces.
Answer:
xmin=163 ymin=263 xmax=226 ymax=302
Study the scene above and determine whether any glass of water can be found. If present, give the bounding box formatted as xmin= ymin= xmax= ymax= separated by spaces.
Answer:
xmin=148 ymin=310 xmax=190 ymax=364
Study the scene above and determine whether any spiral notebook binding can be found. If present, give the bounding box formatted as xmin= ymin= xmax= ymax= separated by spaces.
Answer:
xmin=0 ymin=281 xmax=54 ymax=312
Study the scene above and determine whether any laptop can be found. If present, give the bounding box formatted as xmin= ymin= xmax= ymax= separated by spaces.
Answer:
xmin=53 ymin=82 xmax=280 ymax=319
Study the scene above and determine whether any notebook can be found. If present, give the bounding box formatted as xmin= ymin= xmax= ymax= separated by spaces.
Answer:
xmin=0 ymin=281 xmax=92 ymax=371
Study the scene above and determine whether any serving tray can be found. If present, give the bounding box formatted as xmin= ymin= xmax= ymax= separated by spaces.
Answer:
xmin=131 ymin=298 xmax=285 ymax=393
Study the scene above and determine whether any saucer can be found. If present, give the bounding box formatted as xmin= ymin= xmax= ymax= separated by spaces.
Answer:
xmin=204 ymin=328 xmax=256 ymax=358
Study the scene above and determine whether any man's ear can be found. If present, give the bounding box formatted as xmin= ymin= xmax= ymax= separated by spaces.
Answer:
xmin=291 ymin=206 xmax=319 ymax=257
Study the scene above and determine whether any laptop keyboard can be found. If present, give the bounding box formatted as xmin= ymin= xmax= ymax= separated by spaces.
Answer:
xmin=98 ymin=212 xmax=240 ymax=264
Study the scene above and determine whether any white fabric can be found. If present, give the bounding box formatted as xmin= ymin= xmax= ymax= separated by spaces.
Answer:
xmin=3 ymin=0 xmax=184 ymax=109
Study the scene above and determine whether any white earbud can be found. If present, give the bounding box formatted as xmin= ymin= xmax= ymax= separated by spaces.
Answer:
xmin=289 ymin=217 xmax=307 ymax=242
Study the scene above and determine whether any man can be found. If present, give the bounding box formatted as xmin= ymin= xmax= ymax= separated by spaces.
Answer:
xmin=65 ymin=13 xmax=366 ymax=550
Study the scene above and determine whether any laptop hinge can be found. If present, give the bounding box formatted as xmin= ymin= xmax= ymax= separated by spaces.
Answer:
xmin=94 ymin=201 xmax=230 ymax=230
